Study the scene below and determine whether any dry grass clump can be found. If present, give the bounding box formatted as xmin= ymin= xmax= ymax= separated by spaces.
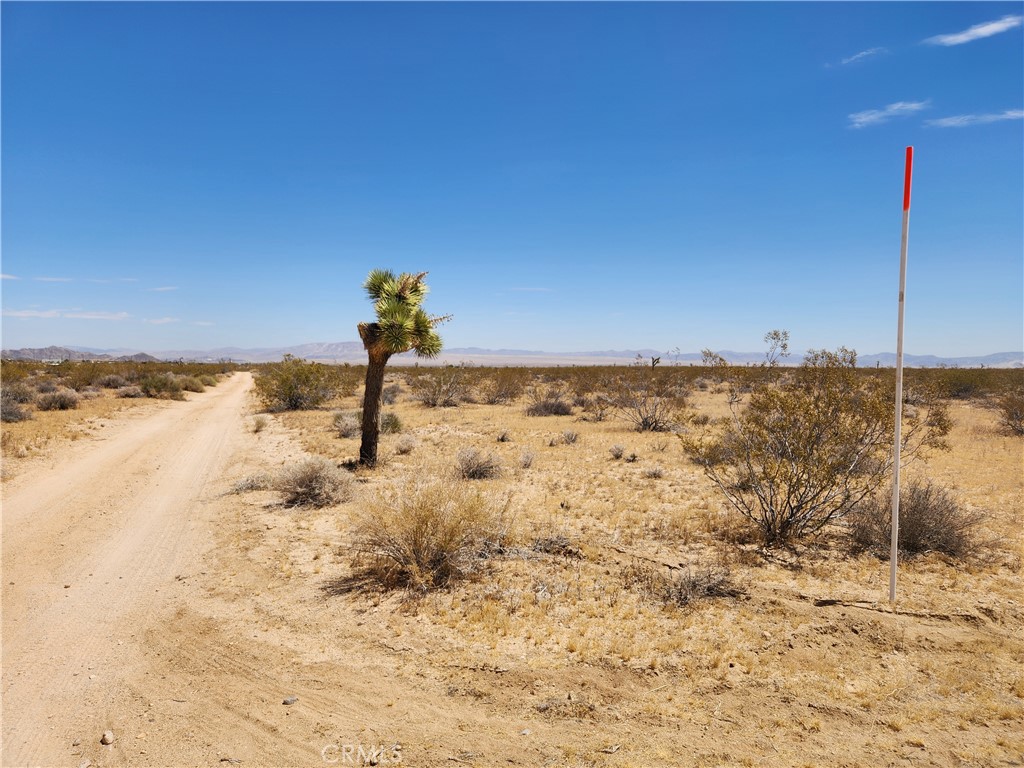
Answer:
xmin=232 ymin=472 xmax=274 ymax=493
xmin=995 ymin=389 xmax=1024 ymax=436
xmin=351 ymin=480 xmax=511 ymax=590
xmin=334 ymin=411 xmax=360 ymax=438
xmin=117 ymin=386 xmax=145 ymax=398
xmin=274 ymin=457 xmax=352 ymax=508
xmin=609 ymin=444 xmax=625 ymax=459
xmin=177 ymin=375 xmax=206 ymax=393
xmin=394 ymin=435 xmax=417 ymax=455
xmin=525 ymin=384 xmax=573 ymax=417
xmin=251 ymin=414 xmax=269 ymax=433
xmin=621 ymin=560 xmax=739 ymax=606
xmin=848 ymin=478 xmax=990 ymax=560
xmin=36 ymin=389 xmax=80 ymax=411
xmin=3 ymin=382 xmax=36 ymax=404
xmin=456 ymin=447 xmax=502 ymax=479
xmin=519 ymin=450 xmax=535 ymax=469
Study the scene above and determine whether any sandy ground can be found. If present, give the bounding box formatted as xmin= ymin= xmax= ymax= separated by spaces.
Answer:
xmin=2 ymin=372 xmax=1022 ymax=768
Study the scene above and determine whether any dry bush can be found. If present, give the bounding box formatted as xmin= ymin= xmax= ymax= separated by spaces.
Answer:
xmin=381 ymin=383 xmax=402 ymax=405
xmin=410 ymin=365 xmax=467 ymax=407
xmin=3 ymin=382 xmax=36 ymax=404
xmin=117 ymin=386 xmax=145 ymax=398
xmin=995 ymin=389 xmax=1024 ymax=436
xmin=609 ymin=444 xmax=625 ymax=460
xmin=642 ymin=466 xmax=665 ymax=479
xmin=274 ymin=457 xmax=352 ymax=508
xmin=96 ymin=374 xmax=130 ymax=389
xmin=251 ymin=415 xmax=268 ymax=433
xmin=496 ymin=429 xmax=511 ymax=443
xmin=848 ymin=478 xmax=989 ymax=560
xmin=609 ymin=366 xmax=686 ymax=432
xmin=561 ymin=430 xmax=579 ymax=445
xmin=525 ymin=383 xmax=573 ymax=417
xmin=519 ymin=450 xmax=535 ymax=469
xmin=334 ymin=411 xmax=360 ymax=438
xmin=476 ymin=368 xmax=529 ymax=405
xmin=35 ymin=380 xmax=59 ymax=394
xmin=394 ymin=435 xmax=417 ymax=455
xmin=232 ymin=472 xmax=273 ymax=493
xmin=621 ymin=560 xmax=739 ymax=606
xmin=177 ymin=375 xmax=205 ymax=393
xmin=456 ymin=448 xmax=502 ymax=479
xmin=139 ymin=373 xmax=185 ymax=400
xmin=351 ymin=480 xmax=511 ymax=590
xmin=36 ymin=389 xmax=80 ymax=411
xmin=1 ymin=391 xmax=32 ymax=422
xmin=380 ymin=412 xmax=402 ymax=434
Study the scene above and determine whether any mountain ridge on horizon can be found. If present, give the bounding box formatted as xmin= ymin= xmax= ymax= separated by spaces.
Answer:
xmin=3 ymin=343 xmax=1022 ymax=368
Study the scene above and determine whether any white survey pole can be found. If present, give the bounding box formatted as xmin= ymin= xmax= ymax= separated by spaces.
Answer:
xmin=889 ymin=146 xmax=913 ymax=603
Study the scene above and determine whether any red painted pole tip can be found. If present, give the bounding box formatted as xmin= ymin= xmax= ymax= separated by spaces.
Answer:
xmin=903 ymin=146 xmax=914 ymax=211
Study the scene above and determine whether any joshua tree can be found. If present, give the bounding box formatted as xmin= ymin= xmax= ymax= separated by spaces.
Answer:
xmin=357 ymin=270 xmax=448 ymax=467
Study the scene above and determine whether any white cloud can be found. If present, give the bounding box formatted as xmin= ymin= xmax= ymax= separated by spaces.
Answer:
xmin=62 ymin=311 xmax=130 ymax=321
xmin=924 ymin=15 xmax=1022 ymax=46
xmin=147 ymin=286 xmax=178 ymax=292
xmin=145 ymin=317 xmax=181 ymax=325
xmin=841 ymin=47 xmax=888 ymax=65
xmin=925 ymin=109 xmax=1024 ymax=127
xmin=192 ymin=321 xmax=216 ymax=327
xmin=2 ymin=309 xmax=61 ymax=318
xmin=33 ymin=276 xmax=73 ymax=282
xmin=849 ymin=100 xmax=930 ymax=128
xmin=1 ymin=274 xmax=20 ymax=280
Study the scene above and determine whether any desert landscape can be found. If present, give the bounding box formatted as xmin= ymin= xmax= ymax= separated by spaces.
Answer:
xmin=1 ymin=355 xmax=1021 ymax=767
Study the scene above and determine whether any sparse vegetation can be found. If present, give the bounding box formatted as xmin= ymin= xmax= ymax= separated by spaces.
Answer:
xmin=351 ymin=480 xmax=510 ymax=590
xmin=394 ymin=435 xmax=417 ymax=455
xmin=252 ymin=415 xmax=269 ymax=433
xmin=621 ymin=560 xmax=739 ymax=606
xmin=995 ymin=388 xmax=1024 ymax=436
xmin=380 ymin=411 xmax=403 ymax=434
xmin=36 ymin=389 xmax=80 ymax=411
xmin=525 ymin=383 xmax=573 ymax=416
xmin=609 ymin=444 xmax=625 ymax=460
xmin=410 ymin=365 xmax=467 ymax=408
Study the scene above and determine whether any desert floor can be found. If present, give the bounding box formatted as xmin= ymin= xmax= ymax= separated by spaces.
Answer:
xmin=2 ymin=370 xmax=1022 ymax=767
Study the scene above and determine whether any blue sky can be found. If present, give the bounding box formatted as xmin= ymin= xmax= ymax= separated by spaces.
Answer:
xmin=2 ymin=2 xmax=1022 ymax=356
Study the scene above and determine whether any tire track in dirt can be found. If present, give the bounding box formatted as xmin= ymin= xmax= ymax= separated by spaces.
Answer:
xmin=1 ymin=373 xmax=254 ymax=768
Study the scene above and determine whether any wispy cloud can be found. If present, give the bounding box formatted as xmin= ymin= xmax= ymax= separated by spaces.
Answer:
xmin=848 ymin=100 xmax=929 ymax=129
xmin=192 ymin=321 xmax=216 ymax=327
xmin=2 ymin=309 xmax=61 ymax=318
xmin=145 ymin=317 xmax=181 ymax=325
xmin=841 ymin=47 xmax=888 ymax=65
xmin=924 ymin=15 xmax=1022 ymax=46
xmin=1 ymin=274 xmax=20 ymax=280
xmin=147 ymin=286 xmax=178 ymax=292
xmin=63 ymin=311 xmax=130 ymax=321
xmin=925 ymin=109 xmax=1024 ymax=128
xmin=33 ymin=276 xmax=73 ymax=282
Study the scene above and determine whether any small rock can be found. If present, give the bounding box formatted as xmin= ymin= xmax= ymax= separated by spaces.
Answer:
xmin=78 ymin=761 xmax=91 ymax=768
xmin=100 ymin=730 xmax=114 ymax=745
xmin=520 ymin=729 xmax=531 ymax=736
xmin=72 ymin=739 xmax=81 ymax=747
xmin=64 ymin=584 xmax=71 ymax=589
xmin=282 ymin=696 xmax=298 ymax=705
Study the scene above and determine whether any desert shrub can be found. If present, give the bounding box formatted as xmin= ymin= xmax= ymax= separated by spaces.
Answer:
xmin=35 ymin=380 xmax=58 ymax=394
xmin=609 ymin=444 xmax=625 ymax=460
xmin=200 ymin=375 xmax=218 ymax=387
xmin=333 ymin=411 xmax=361 ymax=438
xmin=96 ymin=374 xmax=130 ymax=389
xmin=561 ymin=430 xmax=579 ymax=445
xmin=410 ymin=365 xmax=467 ymax=407
xmin=380 ymin=412 xmax=402 ymax=434
xmin=996 ymin=389 xmax=1024 ymax=436
xmin=177 ymin=375 xmax=205 ymax=393
xmin=496 ymin=429 xmax=511 ymax=443
xmin=621 ymin=560 xmax=739 ymax=606
xmin=609 ymin=366 xmax=686 ymax=432
xmin=456 ymin=447 xmax=502 ymax=479
xmin=232 ymin=472 xmax=273 ymax=493
xmin=1 ymin=391 xmax=32 ymax=422
xmin=394 ymin=435 xmax=417 ymax=455
xmin=519 ymin=450 xmax=535 ymax=469
xmin=36 ymin=389 xmax=80 ymax=411
xmin=477 ymin=368 xmax=529 ymax=405
xmin=117 ymin=386 xmax=145 ymax=398
xmin=624 ymin=451 xmax=639 ymax=463
xmin=532 ymin=535 xmax=582 ymax=559
xmin=580 ymin=393 xmax=615 ymax=422
xmin=642 ymin=466 xmax=665 ymax=479
xmin=2 ymin=382 xmax=36 ymax=404
xmin=848 ymin=479 xmax=988 ymax=559
xmin=684 ymin=346 xmax=951 ymax=547
xmin=252 ymin=415 xmax=269 ymax=433
xmin=524 ymin=383 xmax=573 ymax=417
xmin=254 ymin=355 xmax=343 ymax=411
xmin=274 ymin=457 xmax=352 ymax=508
xmin=139 ymin=373 xmax=184 ymax=399
xmin=381 ymin=383 xmax=402 ymax=405
xmin=351 ymin=480 xmax=511 ymax=590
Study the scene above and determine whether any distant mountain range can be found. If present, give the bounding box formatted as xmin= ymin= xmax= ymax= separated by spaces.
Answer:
xmin=3 ymin=343 xmax=1022 ymax=368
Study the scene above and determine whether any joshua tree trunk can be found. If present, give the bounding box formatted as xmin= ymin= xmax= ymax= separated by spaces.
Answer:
xmin=359 ymin=342 xmax=391 ymax=467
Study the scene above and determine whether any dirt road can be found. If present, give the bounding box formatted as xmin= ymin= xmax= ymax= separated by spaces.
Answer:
xmin=2 ymin=373 xmax=254 ymax=767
